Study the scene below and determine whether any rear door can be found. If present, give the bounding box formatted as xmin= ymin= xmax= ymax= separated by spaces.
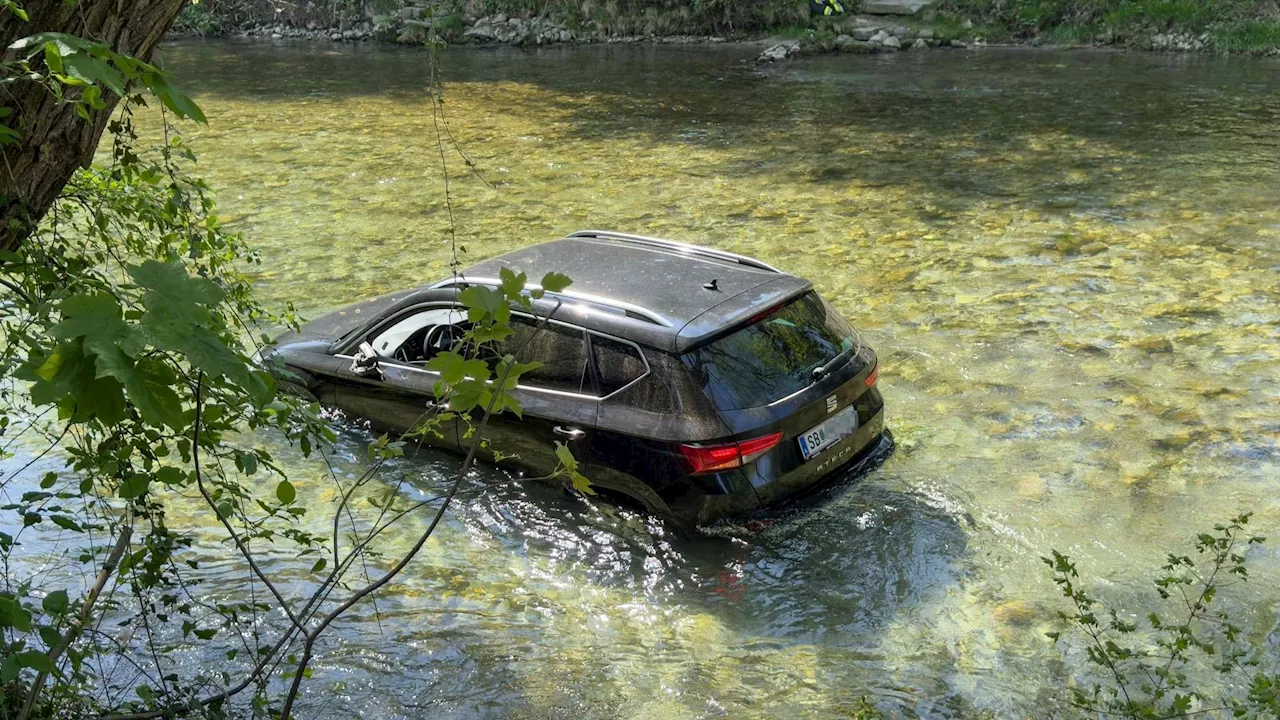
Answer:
xmin=467 ymin=316 xmax=598 ymax=477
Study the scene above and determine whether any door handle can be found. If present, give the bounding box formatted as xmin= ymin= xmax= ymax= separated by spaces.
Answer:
xmin=553 ymin=425 xmax=585 ymax=440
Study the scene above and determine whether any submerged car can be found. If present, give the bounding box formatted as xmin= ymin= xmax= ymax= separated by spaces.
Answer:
xmin=265 ymin=230 xmax=890 ymax=525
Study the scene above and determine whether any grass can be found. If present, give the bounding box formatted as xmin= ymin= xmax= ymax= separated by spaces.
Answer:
xmin=1207 ymin=18 xmax=1280 ymax=51
xmin=938 ymin=0 xmax=1280 ymax=51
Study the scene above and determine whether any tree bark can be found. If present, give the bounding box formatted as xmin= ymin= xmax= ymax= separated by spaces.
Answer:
xmin=0 ymin=0 xmax=187 ymax=253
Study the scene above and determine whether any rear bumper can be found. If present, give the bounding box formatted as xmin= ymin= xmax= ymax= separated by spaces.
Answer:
xmin=675 ymin=411 xmax=892 ymax=526
xmin=751 ymin=427 xmax=895 ymax=516
xmin=745 ymin=404 xmax=888 ymax=508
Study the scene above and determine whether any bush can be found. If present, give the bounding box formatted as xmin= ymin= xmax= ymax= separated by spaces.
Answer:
xmin=1044 ymin=514 xmax=1280 ymax=718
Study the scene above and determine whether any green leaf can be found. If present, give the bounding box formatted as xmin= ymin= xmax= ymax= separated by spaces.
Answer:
xmin=458 ymin=285 xmax=506 ymax=321
xmin=34 ymin=343 xmax=68 ymax=381
xmin=0 ymin=596 xmax=32 ymax=632
xmin=168 ymin=325 xmax=248 ymax=382
xmin=40 ymin=472 xmax=56 ymax=489
xmin=554 ymin=442 xmax=594 ymax=495
xmin=145 ymin=71 xmax=207 ymax=123
xmin=118 ymin=473 xmax=150 ymax=499
xmin=75 ymin=371 xmax=127 ymax=425
xmin=50 ymin=515 xmax=82 ymax=533
xmin=39 ymin=625 xmax=63 ymax=648
xmin=42 ymin=589 xmax=68 ymax=615
xmin=156 ymin=467 xmax=185 ymax=486
xmin=43 ymin=39 xmax=63 ymax=75
xmin=499 ymin=266 xmax=527 ymax=299
xmin=9 ymin=32 xmax=95 ymax=55
xmin=311 ymin=558 xmax=327 ymax=573
xmin=14 ymin=650 xmax=52 ymax=673
xmin=63 ymin=50 xmax=126 ymax=96
xmin=123 ymin=359 xmax=184 ymax=430
xmin=275 ymin=480 xmax=295 ymax=505
xmin=540 ymin=272 xmax=572 ymax=293
xmin=52 ymin=293 xmax=125 ymax=341
xmin=1 ymin=655 xmax=20 ymax=683
xmin=494 ymin=357 xmax=540 ymax=390
xmin=128 ymin=260 xmax=224 ymax=311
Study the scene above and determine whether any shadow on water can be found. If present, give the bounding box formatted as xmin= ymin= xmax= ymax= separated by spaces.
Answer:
xmin=352 ymin=424 xmax=976 ymax=717
xmin=162 ymin=39 xmax=1280 ymax=224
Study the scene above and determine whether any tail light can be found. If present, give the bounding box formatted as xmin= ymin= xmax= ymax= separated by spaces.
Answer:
xmin=678 ymin=432 xmax=783 ymax=475
xmin=865 ymin=361 xmax=879 ymax=388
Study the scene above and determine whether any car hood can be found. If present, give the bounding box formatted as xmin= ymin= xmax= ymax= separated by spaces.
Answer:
xmin=273 ymin=288 xmax=418 ymax=351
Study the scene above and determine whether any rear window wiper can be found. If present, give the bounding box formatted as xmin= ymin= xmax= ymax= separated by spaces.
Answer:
xmin=811 ymin=347 xmax=854 ymax=381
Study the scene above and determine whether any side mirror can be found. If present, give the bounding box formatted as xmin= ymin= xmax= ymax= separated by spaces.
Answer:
xmin=350 ymin=341 xmax=382 ymax=379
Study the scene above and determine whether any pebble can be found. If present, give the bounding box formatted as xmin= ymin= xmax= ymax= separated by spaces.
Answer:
xmin=993 ymin=601 xmax=1037 ymax=627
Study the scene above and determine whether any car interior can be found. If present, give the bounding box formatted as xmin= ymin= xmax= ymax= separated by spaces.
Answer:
xmin=370 ymin=308 xmax=468 ymax=364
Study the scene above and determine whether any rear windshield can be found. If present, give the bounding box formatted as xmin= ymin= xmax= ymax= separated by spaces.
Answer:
xmin=682 ymin=291 xmax=860 ymax=410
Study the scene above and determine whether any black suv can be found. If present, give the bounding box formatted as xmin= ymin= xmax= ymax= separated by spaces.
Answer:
xmin=265 ymin=231 xmax=889 ymax=525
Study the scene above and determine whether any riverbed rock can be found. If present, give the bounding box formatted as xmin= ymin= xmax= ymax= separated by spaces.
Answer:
xmin=272 ymin=32 xmax=283 ymax=39
xmin=869 ymin=30 xmax=889 ymax=43
xmin=852 ymin=26 xmax=879 ymax=40
xmin=1130 ymin=337 xmax=1174 ymax=354
xmin=882 ymin=35 xmax=902 ymax=49
xmin=993 ymin=601 xmax=1038 ymax=627
xmin=913 ymin=37 xmax=928 ymax=49
xmin=757 ymin=41 xmax=799 ymax=62
xmin=917 ymin=27 xmax=934 ymax=39
xmin=950 ymin=39 xmax=968 ymax=48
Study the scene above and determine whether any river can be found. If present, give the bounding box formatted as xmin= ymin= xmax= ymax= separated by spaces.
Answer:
xmin=17 ymin=39 xmax=1280 ymax=718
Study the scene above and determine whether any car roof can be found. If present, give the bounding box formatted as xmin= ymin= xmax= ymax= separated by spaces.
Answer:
xmin=437 ymin=231 xmax=813 ymax=352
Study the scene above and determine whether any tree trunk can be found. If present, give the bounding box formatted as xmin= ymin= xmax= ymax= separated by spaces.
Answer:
xmin=0 ymin=0 xmax=187 ymax=253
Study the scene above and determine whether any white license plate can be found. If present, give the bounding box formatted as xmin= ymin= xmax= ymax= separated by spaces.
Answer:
xmin=798 ymin=405 xmax=859 ymax=460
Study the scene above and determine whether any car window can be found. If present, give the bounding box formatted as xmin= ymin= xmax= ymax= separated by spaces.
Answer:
xmin=370 ymin=307 xmax=464 ymax=364
xmin=591 ymin=335 xmax=646 ymax=396
xmin=681 ymin=291 xmax=862 ymax=410
xmin=500 ymin=317 xmax=591 ymax=394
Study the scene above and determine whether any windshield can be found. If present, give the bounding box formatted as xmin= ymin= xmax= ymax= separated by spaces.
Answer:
xmin=682 ymin=291 xmax=862 ymax=410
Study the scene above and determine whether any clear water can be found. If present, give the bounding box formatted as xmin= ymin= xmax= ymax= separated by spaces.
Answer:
xmin=14 ymin=39 xmax=1280 ymax=717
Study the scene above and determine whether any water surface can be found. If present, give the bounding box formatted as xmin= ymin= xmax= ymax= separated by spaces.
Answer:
xmin=33 ymin=40 xmax=1280 ymax=717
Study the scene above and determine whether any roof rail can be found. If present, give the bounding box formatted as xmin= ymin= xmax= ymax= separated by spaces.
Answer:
xmin=566 ymin=230 xmax=783 ymax=274
xmin=428 ymin=276 xmax=673 ymax=327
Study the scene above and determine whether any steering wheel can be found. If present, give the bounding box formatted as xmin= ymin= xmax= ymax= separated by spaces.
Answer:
xmin=423 ymin=323 xmax=464 ymax=359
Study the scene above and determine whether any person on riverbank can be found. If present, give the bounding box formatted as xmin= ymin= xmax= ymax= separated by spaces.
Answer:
xmin=810 ymin=0 xmax=846 ymax=15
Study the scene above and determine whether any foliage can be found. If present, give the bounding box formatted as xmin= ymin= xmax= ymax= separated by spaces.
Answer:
xmin=939 ymin=0 xmax=1280 ymax=51
xmin=1044 ymin=514 xmax=1279 ymax=719
xmin=1 ymin=16 xmax=588 ymax=719
xmin=171 ymin=3 xmax=230 ymax=36
xmin=2 ymin=31 xmax=204 ymax=143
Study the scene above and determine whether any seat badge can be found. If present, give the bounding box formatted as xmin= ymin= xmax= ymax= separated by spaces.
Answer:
xmin=825 ymin=395 xmax=838 ymax=413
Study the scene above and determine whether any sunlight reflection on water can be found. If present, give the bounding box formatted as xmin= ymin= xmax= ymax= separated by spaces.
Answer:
xmin=7 ymin=39 xmax=1279 ymax=719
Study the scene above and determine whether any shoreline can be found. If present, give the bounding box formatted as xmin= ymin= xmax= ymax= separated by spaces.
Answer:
xmin=168 ymin=13 xmax=1280 ymax=57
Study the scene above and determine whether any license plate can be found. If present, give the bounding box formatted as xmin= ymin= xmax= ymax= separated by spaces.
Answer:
xmin=798 ymin=405 xmax=859 ymax=460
